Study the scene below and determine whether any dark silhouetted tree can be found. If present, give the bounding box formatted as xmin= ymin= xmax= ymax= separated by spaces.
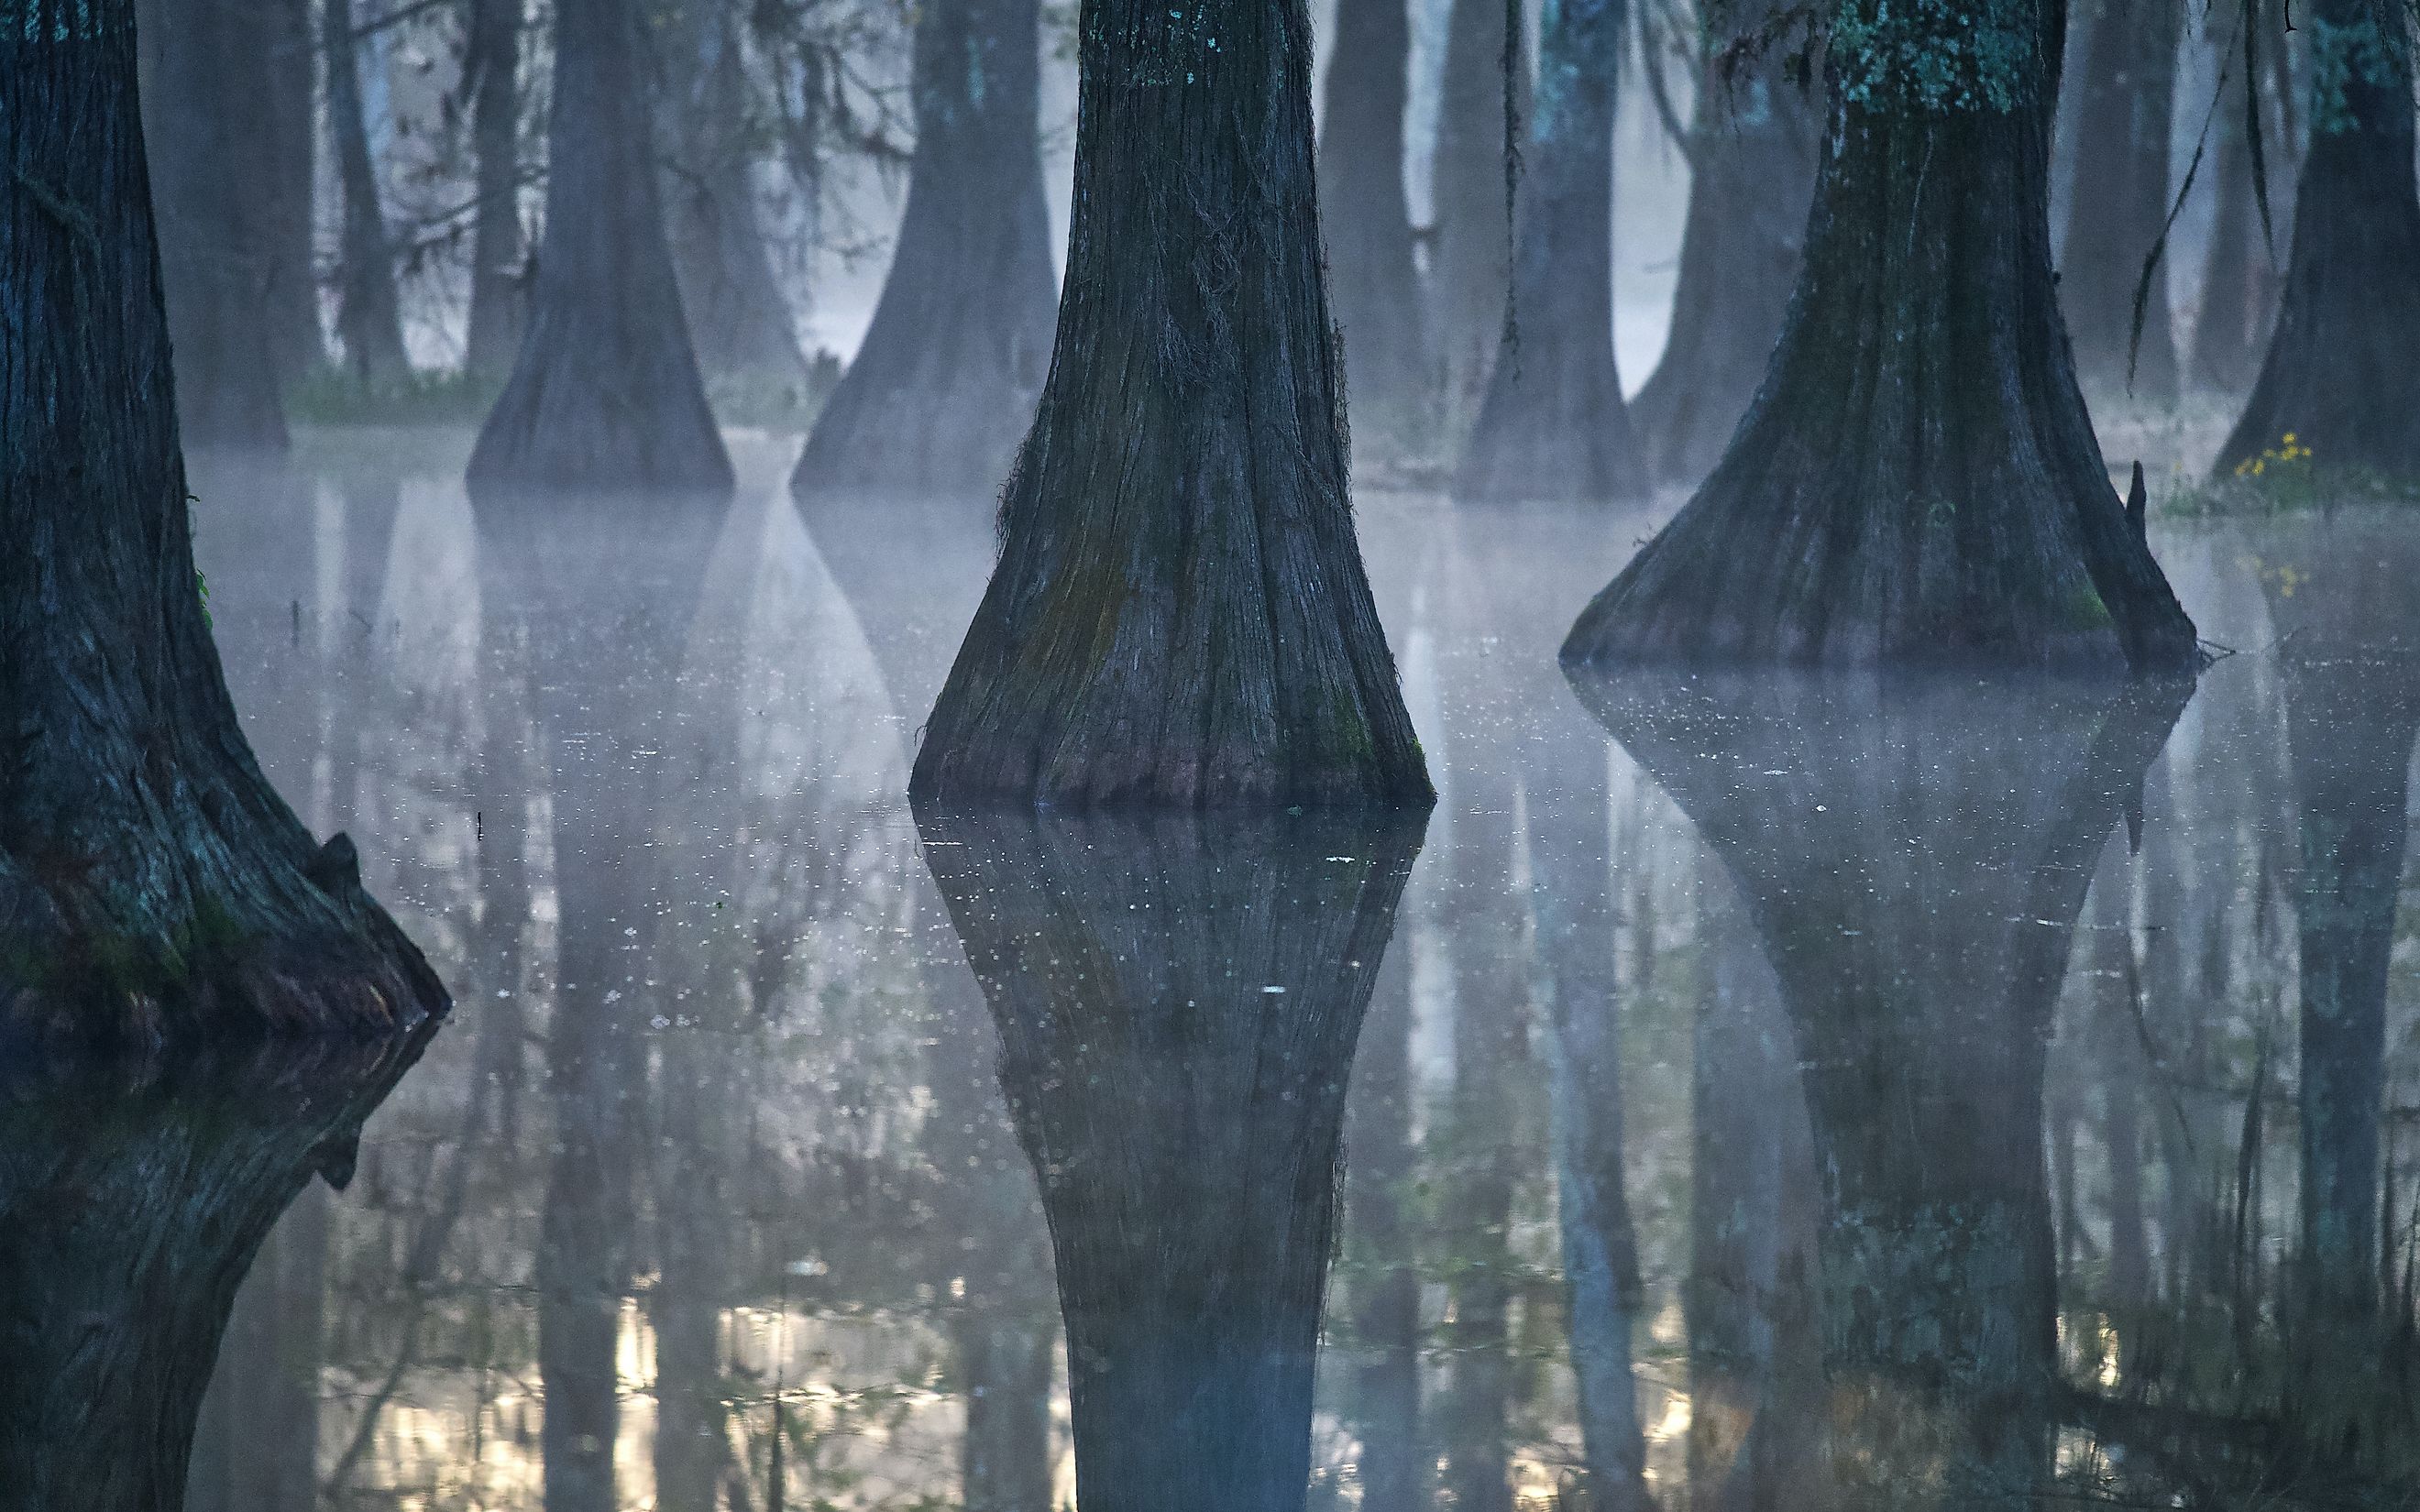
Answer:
xmin=1564 ymin=1 xmax=2200 ymax=674
xmin=1455 ymin=0 xmax=1647 ymax=503
xmin=325 ymin=0 xmax=414 ymax=391
xmin=1 ymin=1 xmax=443 ymax=1034
xmin=467 ymin=0 xmax=733 ymax=497
xmin=463 ymin=0 xmax=528 ymax=382
xmin=2215 ymin=0 xmax=2420 ymax=481
xmin=137 ymin=0 xmax=291 ymax=451
xmin=791 ymin=0 xmax=1056 ymax=495
xmin=908 ymin=0 xmax=1431 ymax=807
xmin=660 ymin=0 xmax=811 ymax=397
xmin=1318 ymin=0 xmax=1429 ymax=459
xmin=1626 ymin=0 xmax=1820 ymax=483
xmin=1432 ymin=0 xmax=1524 ymax=435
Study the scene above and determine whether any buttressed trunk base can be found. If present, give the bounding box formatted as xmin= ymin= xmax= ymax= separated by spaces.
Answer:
xmin=910 ymin=0 xmax=1431 ymax=809
xmin=1565 ymin=1 xmax=2199 ymax=674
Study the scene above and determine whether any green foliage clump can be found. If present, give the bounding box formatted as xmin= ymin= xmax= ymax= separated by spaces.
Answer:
xmin=286 ymin=365 xmax=505 ymax=427
xmin=1830 ymin=0 xmax=2030 ymax=112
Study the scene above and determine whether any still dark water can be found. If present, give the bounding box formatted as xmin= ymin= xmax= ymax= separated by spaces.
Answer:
xmin=39 ymin=434 xmax=2420 ymax=1509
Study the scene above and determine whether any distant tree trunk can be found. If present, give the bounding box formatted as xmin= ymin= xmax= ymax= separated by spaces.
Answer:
xmin=659 ymin=1 xmax=809 ymax=396
xmin=138 ymin=0 xmax=291 ymax=451
xmin=264 ymin=0 xmax=322 ymax=384
xmin=2 ymin=2 xmax=443 ymax=1034
xmin=2188 ymin=8 xmax=2283 ymax=396
xmin=1432 ymin=0 xmax=1523 ymax=439
xmin=468 ymin=0 xmax=733 ymax=498
xmin=908 ymin=0 xmax=1430 ymax=807
xmin=2059 ymin=0 xmax=2182 ymax=400
xmin=463 ymin=0 xmax=527 ymax=383
xmin=2214 ymin=0 xmax=2420 ymax=480
xmin=325 ymin=0 xmax=414 ymax=390
xmin=918 ymin=809 xmax=1425 ymax=1512
xmin=2086 ymin=846 xmax=2153 ymax=1313
xmin=1564 ymin=1 xmax=2200 ymax=674
xmin=1455 ymin=0 xmax=1645 ymax=503
xmin=1626 ymin=3 xmax=1820 ymax=484
xmin=1317 ymin=0 xmax=1428 ymax=461
xmin=791 ymin=0 xmax=1054 ymax=495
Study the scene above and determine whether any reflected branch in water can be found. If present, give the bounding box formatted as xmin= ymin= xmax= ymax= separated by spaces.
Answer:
xmin=917 ymin=805 xmax=1427 ymax=1512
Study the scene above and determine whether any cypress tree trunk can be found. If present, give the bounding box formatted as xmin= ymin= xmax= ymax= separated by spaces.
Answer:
xmin=0 ymin=1035 xmax=429 ymax=1511
xmin=918 ymin=807 xmax=1424 ymax=1512
xmin=1 ymin=2 xmax=443 ymax=1036
xmin=2187 ymin=11 xmax=2277 ymax=396
xmin=1564 ymin=0 xmax=2200 ymax=674
xmin=467 ymin=0 xmax=733 ymax=498
xmin=1625 ymin=1 xmax=1820 ymax=485
xmin=909 ymin=0 xmax=1431 ymax=808
xmin=137 ymin=0 xmax=290 ymax=451
xmin=1578 ymin=668 xmax=2192 ymax=1505
xmin=463 ymin=0 xmax=527 ymax=383
xmin=1455 ymin=0 xmax=1647 ymax=503
xmin=790 ymin=0 xmax=1055 ymax=495
xmin=2214 ymin=0 xmax=2420 ymax=480
xmin=1432 ymin=0 xmax=1523 ymax=437
xmin=263 ymin=0 xmax=322 ymax=385
xmin=326 ymin=0 xmax=415 ymax=391
xmin=1317 ymin=0 xmax=1429 ymax=460
xmin=2059 ymin=0 xmax=2182 ymax=401
xmin=660 ymin=1 xmax=809 ymax=395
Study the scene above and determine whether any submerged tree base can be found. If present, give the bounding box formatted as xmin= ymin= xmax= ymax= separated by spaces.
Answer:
xmin=0 ymin=827 xmax=446 ymax=1044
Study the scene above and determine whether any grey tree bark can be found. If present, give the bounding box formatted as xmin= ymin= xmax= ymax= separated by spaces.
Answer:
xmin=467 ymin=0 xmax=734 ymax=498
xmin=790 ymin=0 xmax=1056 ymax=496
xmin=1455 ymin=0 xmax=1647 ymax=503
xmin=3 ymin=1 xmax=444 ymax=1036
xmin=2059 ymin=0 xmax=2183 ymax=400
xmin=326 ymin=0 xmax=415 ymax=390
xmin=463 ymin=0 xmax=528 ymax=382
xmin=908 ymin=0 xmax=1431 ymax=808
xmin=1317 ymin=0 xmax=1429 ymax=460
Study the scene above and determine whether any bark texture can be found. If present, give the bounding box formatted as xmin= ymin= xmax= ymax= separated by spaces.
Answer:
xmin=660 ymin=0 xmax=810 ymax=393
xmin=2214 ymin=0 xmax=2420 ymax=481
xmin=1455 ymin=0 xmax=1647 ymax=503
xmin=1578 ymin=667 xmax=2192 ymax=1507
xmin=2059 ymin=0 xmax=2182 ymax=400
xmin=136 ymin=0 xmax=290 ymax=451
xmin=0 ymin=1033 xmax=432 ymax=1510
xmin=918 ymin=806 xmax=1424 ymax=1512
xmin=326 ymin=0 xmax=414 ymax=390
xmin=1 ymin=4 xmax=445 ymax=1037
xmin=1317 ymin=0 xmax=1428 ymax=457
xmin=467 ymin=0 xmax=734 ymax=498
xmin=790 ymin=0 xmax=1055 ymax=495
xmin=1626 ymin=3 xmax=1820 ymax=483
xmin=261 ymin=0 xmax=321 ymax=385
xmin=909 ymin=0 xmax=1431 ymax=808
xmin=463 ymin=0 xmax=527 ymax=382
xmin=1564 ymin=1 xmax=2200 ymax=674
